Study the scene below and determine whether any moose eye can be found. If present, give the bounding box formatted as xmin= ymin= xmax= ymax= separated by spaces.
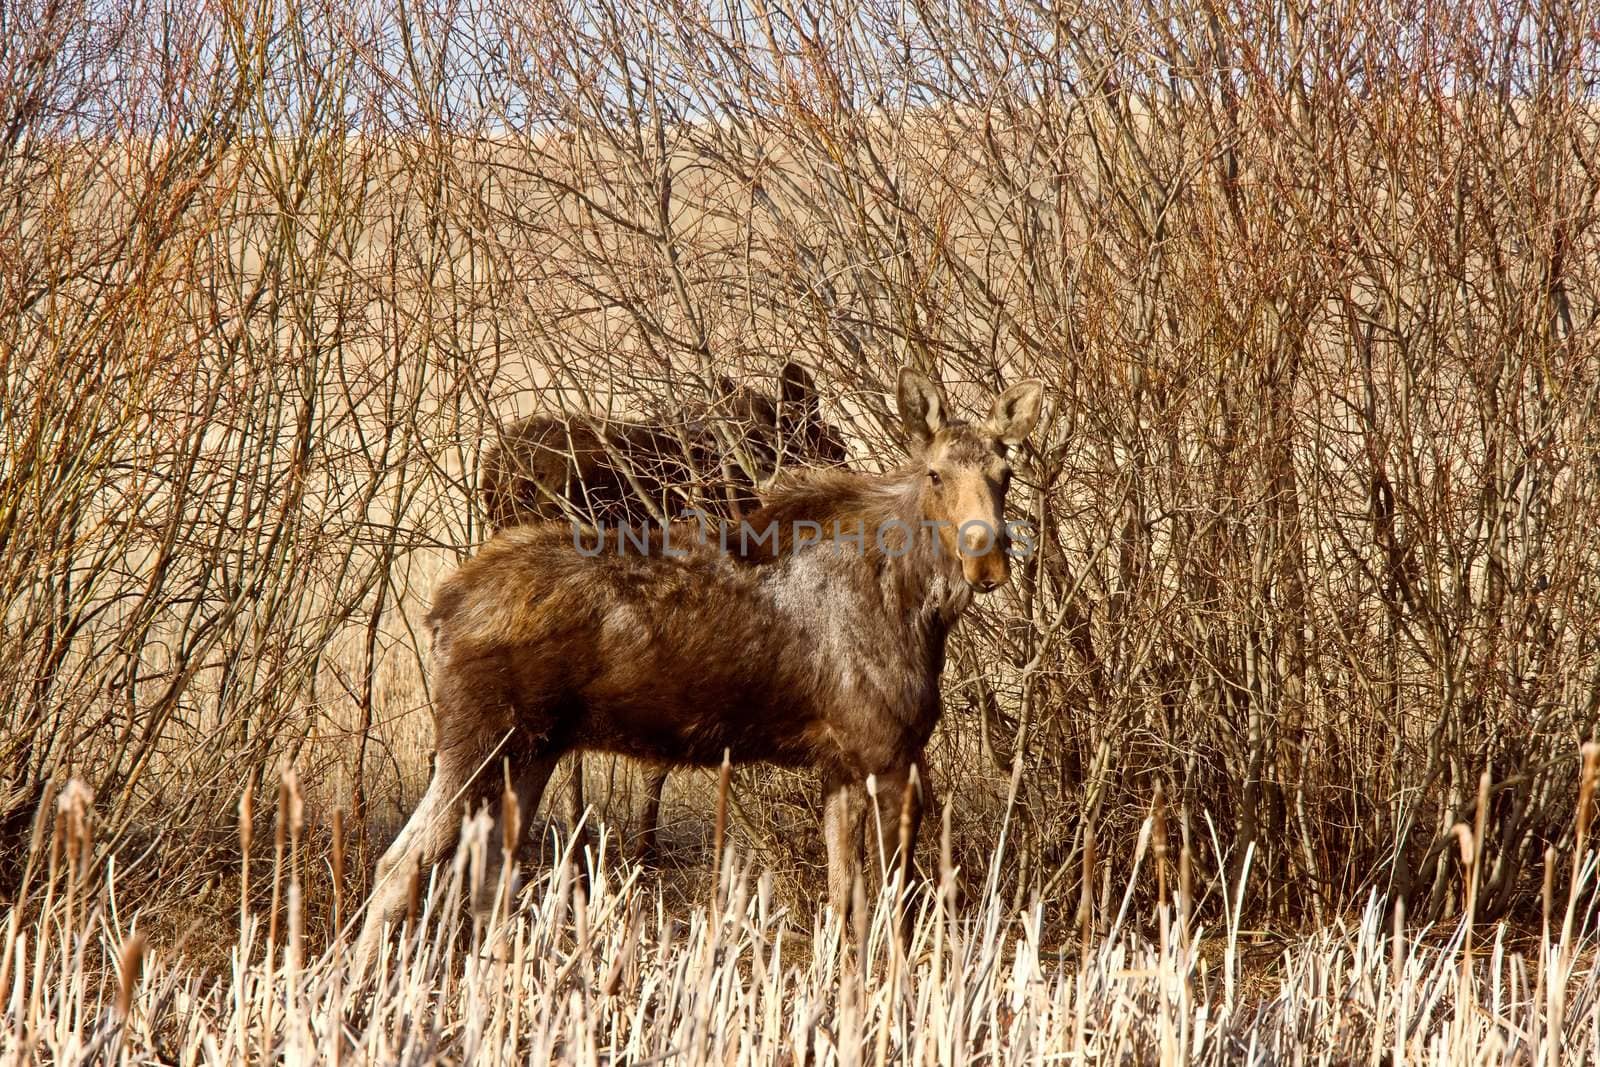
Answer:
xmin=928 ymin=469 xmax=941 ymax=487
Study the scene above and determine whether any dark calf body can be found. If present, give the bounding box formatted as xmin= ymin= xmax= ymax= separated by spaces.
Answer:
xmin=481 ymin=420 xmax=707 ymax=529
xmin=354 ymin=370 xmax=1043 ymax=966
xmin=481 ymin=362 xmax=847 ymax=529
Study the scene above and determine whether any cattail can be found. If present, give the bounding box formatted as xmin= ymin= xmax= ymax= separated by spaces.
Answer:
xmin=268 ymin=773 xmax=288 ymax=954
xmin=58 ymin=780 xmax=93 ymax=872
xmin=1151 ymin=780 xmax=1169 ymax=911
xmin=284 ymin=769 xmax=304 ymax=864
xmin=1543 ymin=844 xmax=1556 ymax=944
xmin=1578 ymin=743 xmax=1599 ymax=849
xmin=498 ymin=770 xmax=522 ymax=931
xmin=405 ymin=862 xmax=421 ymax=937
xmin=1455 ymin=825 xmax=1476 ymax=904
xmin=1534 ymin=845 xmax=1555 ymax=1057
xmin=331 ymin=806 xmax=345 ymax=938
xmin=1179 ymin=804 xmax=1193 ymax=937
xmin=57 ymin=780 xmax=94 ymax=938
xmin=275 ymin=773 xmax=289 ymax=857
xmin=1553 ymin=744 xmax=1599 ymax=1062
xmin=238 ymin=783 xmax=254 ymax=935
xmin=1391 ymin=894 xmax=1406 ymax=987
xmin=288 ymin=769 xmax=306 ymax=968
xmin=236 ymin=782 xmax=255 ymax=1067
xmin=1560 ymin=743 xmax=1600 ymax=957
xmin=711 ymin=749 xmax=732 ymax=910
xmin=1079 ymin=818 xmax=1096 ymax=962
xmin=289 ymin=878 xmax=306 ymax=977
xmin=500 ymin=776 xmax=522 ymax=861
xmin=1391 ymin=894 xmax=1406 ymax=1067
xmin=1454 ymin=823 xmax=1476 ymax=1005
xmin=115 ymin=932 xmax=146 ymax=1021
xmin=284 ymin=769 xmax=304 ymax=971
xmin=896 ymin=765 xmax=919 ymax=897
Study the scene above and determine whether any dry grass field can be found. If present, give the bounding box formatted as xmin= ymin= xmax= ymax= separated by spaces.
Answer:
xmin=9 ymin=777 xmax=1600 ymax=1064
xmin=5 ymin=0 xmax=1600 ymax=1061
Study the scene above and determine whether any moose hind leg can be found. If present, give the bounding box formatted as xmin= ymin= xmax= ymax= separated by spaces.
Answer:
xmin=473 ymin=752 xmax=562 ymax=925
xmin=869 ymin=762 xmax=925 ymax=885
xmin=353 ymin=767 xmax=466 ymax=972
xmin=559 ymin=754 xmax=594 ymax=861
xmin=636 ymin=765 xmax=668 ymax=861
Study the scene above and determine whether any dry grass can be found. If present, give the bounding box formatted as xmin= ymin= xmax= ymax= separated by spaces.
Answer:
xmin=5 ymin=775 xmax=1600 ymax=1065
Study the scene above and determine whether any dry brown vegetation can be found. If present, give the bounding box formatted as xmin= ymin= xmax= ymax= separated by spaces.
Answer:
xmin=4 ymin=0 xmax=1600 ymax=1058
xmin=9 ymin=778 xmax=1600 ymax=1063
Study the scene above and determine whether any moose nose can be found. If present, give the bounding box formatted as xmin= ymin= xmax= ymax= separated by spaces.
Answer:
xmin=974 ymin=576 xmax=1001 ymax=594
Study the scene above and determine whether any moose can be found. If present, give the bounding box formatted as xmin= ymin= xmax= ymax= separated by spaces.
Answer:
xmin=477 ymin=362 xmax=849 ymax=857
xmin=480 ymin=361 xmax=848 ymax=529
xmin=355 ymin=368 xmax=1044 ymax=967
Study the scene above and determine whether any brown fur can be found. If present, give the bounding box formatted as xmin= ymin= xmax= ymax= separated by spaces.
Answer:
xmin=478 ymin=364 xmax=848 ymax=858
xmin=479 ymin=362 xmax=848 ymax=529
xmin=353 ymin=370 xmax=1044 ymax=967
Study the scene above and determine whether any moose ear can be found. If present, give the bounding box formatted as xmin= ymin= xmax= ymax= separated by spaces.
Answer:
xmin=985 ymin=379 xmax=1044 ymax=448
xmin=896 ymin=368 xmax=945 ymax=449
xmin=779 ymin=361 xmax=821 ymax=423
xmin=716 ymin=375 xmax=740 ymax=400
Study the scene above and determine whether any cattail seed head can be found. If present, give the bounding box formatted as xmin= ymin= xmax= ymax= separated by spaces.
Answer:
xmin=332 ymin=806 xmax=345 ymax=877
xmin=115 ymin=933 xmax=147 ymax=1020
xmin=1151 ymin=780 xmax=1168 ymax=863
xmin=501 ymin=782 xmax=521 ymax=857
xmin=57 ymin=779 xmax=94 ymax=866
xmin=238 ymin=783 xmax=254 ymax=855
xmin=1455 ymin=823 xmax=1475 ymax=868
xmin=275 ymin=776 xmax=289 ymax=852
xmin=283 ymin=767 xmax=304 ymax=840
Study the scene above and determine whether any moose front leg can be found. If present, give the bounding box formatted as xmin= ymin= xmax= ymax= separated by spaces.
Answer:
xmin=353 ymin=755 xmax=484 ymax=974
xmin=866 ymin=761 xmax=925 ymax=939
xmin=822 ymin=761 xmax=926 ymax=944
xmin=821 ymin=770 xmax=868 ymax=923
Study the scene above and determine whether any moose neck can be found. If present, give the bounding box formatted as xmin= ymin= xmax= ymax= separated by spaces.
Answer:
xmin=877 ymin=469 xmax=973 ymax=636
xmin=751 ymin=465 xmax=975 ymax=637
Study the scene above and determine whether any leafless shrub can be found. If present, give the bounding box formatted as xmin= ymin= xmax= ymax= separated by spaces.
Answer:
xmin=2 ymin=0 xmax=1599 ymax=950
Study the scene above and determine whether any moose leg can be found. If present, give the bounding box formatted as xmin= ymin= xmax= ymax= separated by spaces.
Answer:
xmin=868 ymin=763 xmax=925 ymax=879
xmin=821 ymin=771 xmax=868 ymax=923
xmin=472 ymin=752 xmax=562 ymax=923
xmin=635 ymin=765 xmax=668 ymax=861
xmin=913 ymin=753 xmax=936 ymax=819
xmin=353 ymin=762 xmax=474 ymax=972
xmin=354 ymin=747 xmax=564 ymax=972
xmin=867 ymin=762 xmax=925 ymax=943
xmin=559 ymin=755 xmax=593 ymax=860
